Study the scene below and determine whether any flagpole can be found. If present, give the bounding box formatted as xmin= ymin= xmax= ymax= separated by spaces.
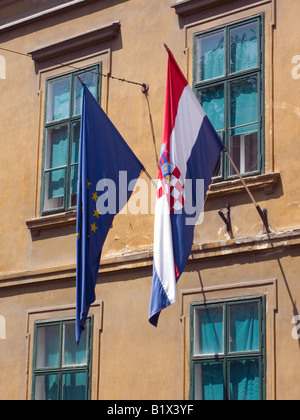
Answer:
xmin=224 ymin=150 xmax=271 ymax=234
xmin=142 ymin=168 xmax=157 ymax=190
xmin=163 ymin=43 xmax=170 ymax=52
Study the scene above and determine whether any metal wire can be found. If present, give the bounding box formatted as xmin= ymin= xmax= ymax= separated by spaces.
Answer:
xmin=0 ymin=46 xmax=148 ymax=89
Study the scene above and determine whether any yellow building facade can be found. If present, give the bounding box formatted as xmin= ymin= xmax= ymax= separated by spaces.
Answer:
xmin=0 ymin=0 xmax=299 ymax=400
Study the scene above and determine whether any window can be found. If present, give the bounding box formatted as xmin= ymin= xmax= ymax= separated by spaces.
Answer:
xmin=32 ymin=318 xmax=93 ymax=400
xmin=190 ymin=297 xmax=266 ymax=400
xmin=194 ymin=15 xmax=264 ymax=180
xmin=41 ymin=64 xmax=101 ymax=214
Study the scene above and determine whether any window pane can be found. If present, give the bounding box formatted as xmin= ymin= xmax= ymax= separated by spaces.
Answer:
xmin=229 ymin=359 xmax=260 ymax=400
xmin=70 ymin=165 xmax=78 ymax=207
xmin=197 ymin=32 xmax=224 ymax=81
xmin=36 ymin=325 xmax=60 ymax=369
xmin=43 ymin=169 xmax=65 ymax=211
xmin=47 ymin=76 xmax=70 ymax=122
xmin=229 ymin=302 xmax=260 ymax=352
xmin=45 ymin=125 xmax=69 ymax=169
xmin=229 ymin=131 xmax=258 ymax=175
xmin=62 ymin=372 xmax=88 ymax=401
xmin=195 ymin=306 xmax=224 ymax=355
xmin=230 ymin=22 xmax=258 ymax=73
xmin=71 ymin=121 xmax=81 ymax=164
xmin=35 ymin=374 xmax=59 ymax=401
xmin=63 ymin=322 xmax=88 ymax=367
xmin=197 ymin=84 xmax=224 ymax=132
xmin=195 ymin=362 xmax=224 ymax=400
xmin=73 ymin=70 xmax=98 ymax=116
xmin=230 ymin=76 xmax=258 ymax=128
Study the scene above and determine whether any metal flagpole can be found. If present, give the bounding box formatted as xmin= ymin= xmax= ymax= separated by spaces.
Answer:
xmin=224 ymin=150 xmax=271 ymax=234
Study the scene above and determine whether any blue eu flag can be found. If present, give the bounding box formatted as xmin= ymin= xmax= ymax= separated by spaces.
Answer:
xmin=76 ymin=84 xmax=144 ymax=342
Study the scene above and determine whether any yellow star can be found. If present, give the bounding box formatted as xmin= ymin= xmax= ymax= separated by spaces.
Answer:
xmin=76 ymin=231 xmax=80 ymax=240
xmin=94 ymin=209 xmax=100 ymax=218
xmin=92 ymin=192 xmax=99 ymax=202
xmin=91 ymin=222 xmax=98 ymax=233
xmin=87 ymin=180 xmax=92 ymax=189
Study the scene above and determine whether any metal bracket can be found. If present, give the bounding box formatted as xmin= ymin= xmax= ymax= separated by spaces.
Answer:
xmin=218 ymin=204 xmax=233 ymax=237
xmin=256 ymin=206 xmax=271 ymax=234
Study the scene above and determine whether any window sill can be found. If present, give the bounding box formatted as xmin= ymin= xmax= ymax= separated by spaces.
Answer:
xmin=207 ymin=172 xmax=281 ymax=199
xmin=26 ymin=210 xmax=77 ymax=237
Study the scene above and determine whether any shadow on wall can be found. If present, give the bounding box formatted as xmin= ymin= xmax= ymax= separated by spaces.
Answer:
xmin=0 ymin=55 xmax=6 ymax=79
xmin=0 ymin=315 xmax=6 ymax=339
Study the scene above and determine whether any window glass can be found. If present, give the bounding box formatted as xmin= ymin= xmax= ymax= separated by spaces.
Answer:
xmin=62 ymin=372 xmax=88 ymax=401
xmin=73 ymin=71 xmax=98 ymax=116
xmin=36 ymin=325 xmax=60 ymax=369
xmin=230 ymin=22 xmax=258 ymax=73
xmin=197 ymin=31 xmax=225 ymax=81
xmin=43 ymin=169 xmax=65 ymax=211
xmin=195 ymin=362 xmax=224 ymax=401
xmin=47 ymin=76 xmax=70 ymax=122
xmin=230 ymin=75 xmax=258 ymax=129
xmin=45 ymin=125 xmax=69 ymax=169
xmin=197 ymin=84 xmax=225 ymax=132
xmin=71 ymin=121 xmax=81 ymax=164
xmin=35 ymin=374 xmax=59 ymax=401
xmin=229 ymin=359 xmax=260 ymax=400
xmin=229 ymin=131 xmax=258 ymax=175
xmin=63 ymin=322 xmax=88 ymax=366
xmin=195 ymin=306 xmax=224 ymax=355
xmin=229 ymin=302 xmax=260 ymax=352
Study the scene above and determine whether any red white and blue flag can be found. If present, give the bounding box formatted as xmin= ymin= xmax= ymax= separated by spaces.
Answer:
xmin=149 ymin=49 xmax=225 ymax=326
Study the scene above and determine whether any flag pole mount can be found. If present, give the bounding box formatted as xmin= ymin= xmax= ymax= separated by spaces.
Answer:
xmin=218 ymin=204 xmax=233 ymax=238
xmin=141 ymin=83 xmax=149 ymax=94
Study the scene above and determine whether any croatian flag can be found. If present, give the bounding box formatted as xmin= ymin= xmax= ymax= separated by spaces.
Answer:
xmin=149 ymin=49 xmax=225 ymax=326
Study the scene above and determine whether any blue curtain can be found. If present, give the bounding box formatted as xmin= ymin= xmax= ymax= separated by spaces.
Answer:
xmin=229 ymin=302 xmax=259 ymax=352
xmin=62 ymin=372 xmax=87 ymax=401
xmin=230 ymin=359 xmax=260 ymax=400
xmin=201 ymin=362 xmax=224 ymax=400
xmin=198 ymin=307 xmax=224 ymax=355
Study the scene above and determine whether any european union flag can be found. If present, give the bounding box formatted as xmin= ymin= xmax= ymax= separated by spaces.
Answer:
xmin=76 ymin=84 xmax=144 ymax=342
